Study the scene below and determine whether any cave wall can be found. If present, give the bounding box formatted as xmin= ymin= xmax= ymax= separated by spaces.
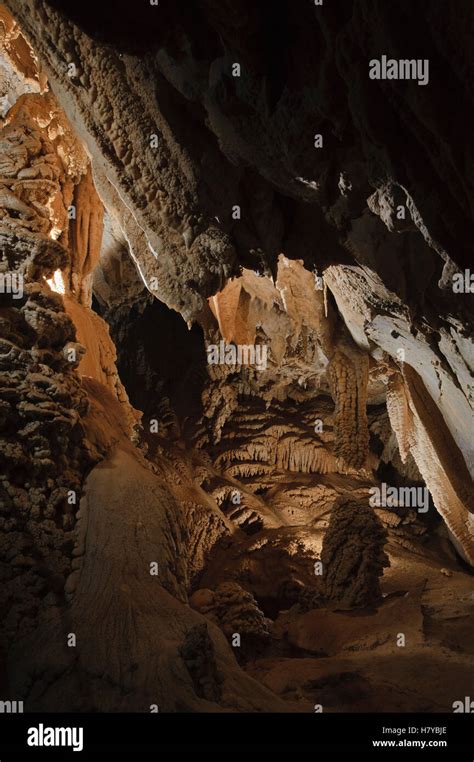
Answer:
xmin=3 ymin=0 xmax=471 ymax=561
xmin=0 ymin=0 xmax=473 ymax=714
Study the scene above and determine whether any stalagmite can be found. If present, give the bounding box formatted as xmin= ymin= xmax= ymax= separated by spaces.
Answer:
xmin=0 ymin=0 xmax=472 ymax=719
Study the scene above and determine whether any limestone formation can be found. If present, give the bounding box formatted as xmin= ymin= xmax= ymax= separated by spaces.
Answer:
xmin=0 ymin=273 xmax=94 ymax=648
xmin=179 ymin=623 xmax=223 ymax=703
xmin=320 ymin=497 xmax=390 ymax=609
xmin=190 ymin=582 xmax=272 ymax=659
xmin=0 ymin=0 xmax=472 ymax=716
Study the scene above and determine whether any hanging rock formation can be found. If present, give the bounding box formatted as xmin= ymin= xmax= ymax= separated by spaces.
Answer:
xmin=0 ymin=0 xmax=473 ymax=715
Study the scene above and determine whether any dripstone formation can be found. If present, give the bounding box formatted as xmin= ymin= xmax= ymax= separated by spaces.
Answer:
xmin=0 ymin=1 xmax=472 ymax=714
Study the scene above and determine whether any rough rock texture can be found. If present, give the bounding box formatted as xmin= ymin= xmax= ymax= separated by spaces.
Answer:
xmin=179 ymin=623 xmax=223 ymax=703
xmin=190 ymin=582 xmax=272 ymax=660
xmin=8 ymin=444 xmax=288 ymax=712
xmin=4 ymin=0 xmax=471 ymax=560
xmin=0 ymin=276 xmax=93 ymax=649
xmin=0 ymin=13 xmax=138 ymax=678
xmin=0 ymin=0 xmax=473 ymax=715
xmin=320 ymin=497 xmax=389 ymax=609
xmin=0 ymin=42 xmax=103 ymax=644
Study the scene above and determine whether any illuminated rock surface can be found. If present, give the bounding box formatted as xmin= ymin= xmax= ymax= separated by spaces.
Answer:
xmin=0 ymin=1 xmax=472 ymax=713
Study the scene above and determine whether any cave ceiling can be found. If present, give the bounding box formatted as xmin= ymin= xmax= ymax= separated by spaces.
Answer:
xmin=0 ymin=0 xmax=472 ymax=720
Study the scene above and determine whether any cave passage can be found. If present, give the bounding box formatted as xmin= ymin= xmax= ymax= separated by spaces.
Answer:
xmin=0 ymin=0 xmax=473 ymax=717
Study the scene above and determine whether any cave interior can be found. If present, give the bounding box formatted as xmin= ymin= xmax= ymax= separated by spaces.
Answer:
xmin=0 ymin=0 xmax=473 ymax=714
